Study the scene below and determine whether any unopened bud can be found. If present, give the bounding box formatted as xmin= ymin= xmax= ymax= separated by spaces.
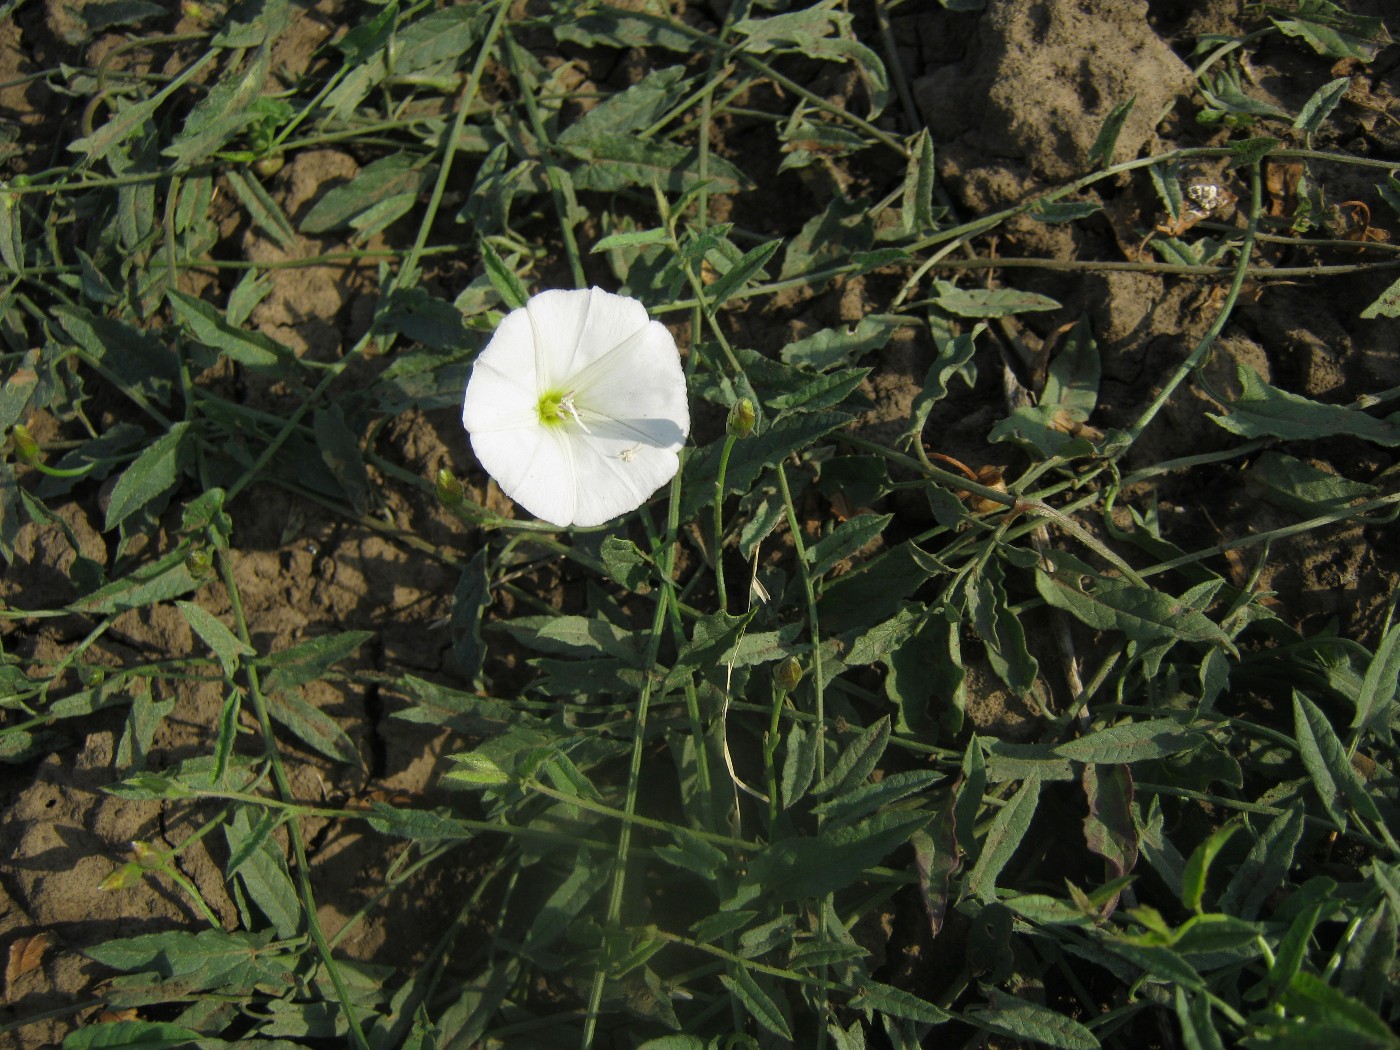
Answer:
xmin=130 ymin=841 xmax=163 ymax=869
xmin=773 ymin=656 xmax=803 ymax=693
xmin=11 ymin=424 xmax=40 ymax=464
xmin=185 ymin=547 xmax=214 ymax=578
xmin=436 ymin=468 xmax=465 ymax=508
xmin=726 ymin=398 xmax=756 ymax=438
xmin=100 ymin=862 xmax=143 ymax=891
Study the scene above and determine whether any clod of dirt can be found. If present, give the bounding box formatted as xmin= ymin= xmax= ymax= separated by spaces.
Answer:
xmin=913 ymin=0 xmax=1191 ymax=182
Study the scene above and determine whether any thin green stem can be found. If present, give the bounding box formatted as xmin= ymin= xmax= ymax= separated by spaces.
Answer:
xmin=713 ymin=433 xmax=738 ymax=612
xmin=582 ymin=463 xmax=685 ymax=1050
xmin=215 ymin=552 xmax=371 ymax=1050
xmin=394 ymin=0 xmax=510 ymax=295
xmin=505 ymin=31 xmax=586 ymax=289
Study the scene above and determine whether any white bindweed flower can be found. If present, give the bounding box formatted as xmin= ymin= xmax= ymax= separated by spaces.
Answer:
xmin=462 ymin=287 xmax=689 ymax=528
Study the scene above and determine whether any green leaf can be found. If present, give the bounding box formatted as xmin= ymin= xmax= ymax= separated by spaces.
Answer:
xmin=967 ymin=557 xmax=1039 ymax=695
xmin=846 ymin=604 xmax=925 ymax=665
xmin=266 ymin=687 xmax=360 ymax=765
xmin=806 ymin=513 xmax=891 ymax=579
xmin=599 ymin=536 xmax=651 ymax=591
xmin=703 ymin=237 xmax=781 ymax=309
xmin=690 ymin=909 xmax=756 ymax=944
xmin=681 ymin=410 xmax=853 ymax=518
xmin=1227 ymin=136 xmax=1281 ymax=168
xmin=779 ymin=195 xmax=873 ymax=281
xmin=732 ymin=808 xmax=933 ymax=906
xmin=84 ymin=927 xmax=289 ymax=994
xmin=990 ymin=317 xmax=1099 ymax=456
xmin=72 ymin=548 xmax=199 ymax=615
xmin=849 ymin=979 xmax=949 ymax=1024
xmin=500 ymin=615 xmax=647 ymax=665
xmin=782 ymin=314 xmax=910 ymax=371
xmin=1056 ymin=717 xmax=1208 ymax=764
xmin=54 ymin=306 xmax=178 ymax=407
xmin=967 ymin=986 xmax=1099 ymax=1049
xmin=1210 ymin=364 xmax=1400 ymax=445
xmin=1272 ymin=4 xmax=1392 ymax=61
xmin=260 ymin=631 xmax=373 ymax=695
xmin=364 ymin=800 xmax=473 ymax=841
xmin=553 ymin=12 xmax=694 ymax=51
xmin=930 ymin=281 xmax=1060 ymax=318
xmin=812 ymin=716 xmax=891 ymax=798
xmin=374 ymin=286 xmax=470 ymax=351
xmin=1174 ymin=988 xmax=1226 ymax=1050
xmin=1339 ymin=898 xmax=1396 ymax=1011
xmin=722 ymin=966 xmax=792 ymax=1040
xmin=61 ymin=1020 xmax=206 ymax=1050
xmin=1181 ymin=821 xmax=1239 ymax=912
xmin=1036 ymin=564 xmax=1233 ymax=651
xmin=781 ymin=722 xmax=819 ymax=809
xmin=300 ymin=153 xmax=427 ymax=234
xmin=1082 ymin=763 xmax=1137 ymax=882
xmin=313 ymin=405 xmax=371 ymax=515
xmin=164 ymin=42 xmax=271 ymax=166
xmin=767 ymin=367 xmax=869 ymax=414
xmin=812 ymin=768 xmax=944 ymax=826
xmin=1106 ymin=940 xmax=1205 ymax=990
xmin=591 ymin=227 xmax=670 ymax=253
xmin=655 ymin=828 xmax=728 ymax=884
xmin=1354 ymin=618 xmax=1400 ymax=734
xmin=820 ymin=541 xmax=943 ymax=636
xmin=176 ymin=600 xmax=254 ymax=677
xmin=734 ymin=7 xmax=850 ymax=54
xmin=903 ymin=322 xmax=981 ymax=446
xmin=1294 ymin=77 xmax=1352 ymax=135
xmin=1247 ymin=452 xmax=1377 ymax=516
xmin=1294 ymin=690 xmax=1382 ymax=826
xmin=1031 ymin=199 xmax=1104 ymax=223
xmin=1360 ymin=275 xmax=1400 ymax=319
xmin=566 ymin=135 xmax=748 ymax=195
xmin=168 ymin=289 xmax=295 ymax=372
xmin=557 ymin=66 xmax=691 ymax=146
xmin=1265 ymin=900 xmax=1326 ymax=1005
xmin=480 ymin=239 xmax=529 ymax=311
xmin=442 ymin=751 xmax=512 ymax=789
xmin=966 ymin=774 xmax=1041 ymax=902
xmin=1219 ymin=803 xmax=1305 ymax=920
xmin=223 ymin=169 xmax=299 ymax=256
xmin=1281 ymin=971 xmax=1399 ymax=1044
xmin=1088 ymin=96 xmax=1136 ymax=167
xmin=104 ymin=422 xmax=193 ymax=531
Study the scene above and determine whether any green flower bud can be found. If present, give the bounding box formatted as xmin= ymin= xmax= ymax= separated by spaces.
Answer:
xmin=130 ymin=840 xmax=164 ymax=869
xmin=436 ymin=468 xmax=465 ymax=508
xmin=11 ymin=424 xmax=40 ymax=464
xmin=773 ymin=656 xmax=803 ymax=693
xmin=253 ymin=154 xmax=284 ymax=179
xmin=726 ymin=398 xmax=756 ymax=438
xmin=185 ymin=547 xmax=214 ymax=579
xmin=100 ymin=862 xmax=143 ymax=891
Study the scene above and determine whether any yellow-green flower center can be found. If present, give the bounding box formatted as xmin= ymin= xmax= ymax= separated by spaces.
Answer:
xmin=537 ymin=389 xmax=570 ymax=427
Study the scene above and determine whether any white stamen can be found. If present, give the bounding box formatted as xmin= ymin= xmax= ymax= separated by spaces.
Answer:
xmin=556 ymin=391 xmax=591 ymax=433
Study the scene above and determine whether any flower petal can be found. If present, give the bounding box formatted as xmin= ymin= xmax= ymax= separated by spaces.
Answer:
xmin=469 ymin=425 xmax=578 ymax=527
xmin=567 ymin=420 xmax=681 ymax=527
xmin=526 ymin=287 xmax=650 ymax=388
xmin=462 ymin=307 xmax=540 ymax=434
xmin=572 ymin=321 xmax=689 ymax=450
